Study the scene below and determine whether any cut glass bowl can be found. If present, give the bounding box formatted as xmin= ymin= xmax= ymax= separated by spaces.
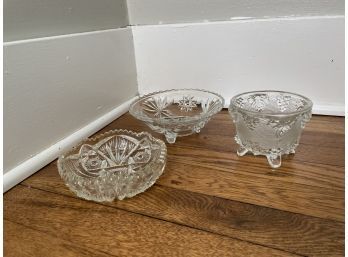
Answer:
xmin=229 ymin=90 xmax=312 ymax=168
xmin=57 ymin=129 xmax=167 ymax=202
xmin=129 ymin=89 xmax=225 ymax=143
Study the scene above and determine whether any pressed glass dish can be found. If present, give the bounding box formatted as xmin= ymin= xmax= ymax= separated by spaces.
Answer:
xmin=57 ymin=129 xmax=167 ymax=202
xmin=229 ymin=90 xmax=312 ymax=168
xmin=129 ymin=89 xmax=224 ymax=143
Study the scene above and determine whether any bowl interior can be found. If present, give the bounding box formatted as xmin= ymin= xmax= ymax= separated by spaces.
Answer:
xmin=58 ymin=130 xmax=167 ymax=201
xmin=58 ymin=130 xmax=166 ymax=179
xmin=130 ymin=89 xmax=224 ymax=122
xmin=231 ymin=91 xmax=312 ymax=115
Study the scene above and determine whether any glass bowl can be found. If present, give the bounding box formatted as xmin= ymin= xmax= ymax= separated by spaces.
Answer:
xmin=129 ymin=89 xmax=224 ymax=143
xmin=229 ymin=90 xmax=312 ymax=168
xmin=57 ymin=129 xmax=167 ymax=202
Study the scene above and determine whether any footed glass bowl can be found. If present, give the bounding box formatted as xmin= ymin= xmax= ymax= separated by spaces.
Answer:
xmin=58 ymin=130 xmax=166 ymax=202
xmin=129 ymin=89 xmax=224 ymax=143
xmin=229 ymin=91 xmax=312 ymax=168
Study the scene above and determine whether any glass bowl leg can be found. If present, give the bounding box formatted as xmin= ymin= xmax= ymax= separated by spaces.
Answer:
xmin=266 ymin=150 xmax=282 ymax=168
xmin=237 ymin=146 xmax=248 ymax=156
xmin=193 ymin=125 xmax=201 ymax=133
xmin=165 ymin=131 xmax=177 ymax=144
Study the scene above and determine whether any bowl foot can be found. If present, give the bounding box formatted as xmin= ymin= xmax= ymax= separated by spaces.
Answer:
xmin=193 ymin=126 xmax=201 ymax=133
xmin=266 ymin=152 xmax=282 ymax=169
xmin=165 ymin=131 xmax=177 ymax=144
xmin=237 ymin=147 xmax=248 ymax=156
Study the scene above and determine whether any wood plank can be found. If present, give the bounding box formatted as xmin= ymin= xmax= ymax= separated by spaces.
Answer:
xmin=158 ymin=160 xmax=344 ymax=221
xmin=171 ymin=135 xmax=344 ymax=167
xmin=308 ymin=115 xmax=344 ymax=133
xmin=167 ymin=145 xmax=344 ymax=190
xmin=24 ymin=154 xmax=344 ymax=221
xmin=4 ymin=185 xmax=299 ymax=257
xmin=300 ymin=130 xmax=344 ymax=149
xmin=101 ymin=112 xmax=344 ymax=167
xmin=35 ymin=112 xmax=342 ymax=221
xmin=23 ymin=158 xmax=344 ymax=222
xmin=22 ymin=166 xmax=344 ymax=257
xmin=5 ymin=113 xmax=344 ymax=256
xmin=4 ymin=220 xmax=113 ymax=257
xmin=88 ymin=113 xmax=345 ymax=221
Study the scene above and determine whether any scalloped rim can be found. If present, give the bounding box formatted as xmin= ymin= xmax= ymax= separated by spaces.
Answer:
xmin=57 ymin=129 xmax=167 ymax=177
xmin=129 ymin=88 xmax=225 ymax=124
xmin=229 ymin=90 xmax=313 ymax=117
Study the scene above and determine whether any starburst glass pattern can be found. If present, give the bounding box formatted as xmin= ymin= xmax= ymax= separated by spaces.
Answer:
xmin=143 ymin=97 xmax=173 ymax=117
xmin=201 ymin=99 xmax=221 ymax=114
xmin=58 ymin=130 xmax=166 ymax=202
xmin=177 ymin=96 xmax=197 ymax=112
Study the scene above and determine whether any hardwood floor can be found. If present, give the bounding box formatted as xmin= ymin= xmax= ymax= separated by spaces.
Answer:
xmin=4 ymin=110 xmax=344 ymax=257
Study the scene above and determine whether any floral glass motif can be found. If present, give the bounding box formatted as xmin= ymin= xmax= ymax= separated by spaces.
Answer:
xmin=229 ymin=91 xmax=312 ymax=168
xmin=58 ymin=130 xmax=166 ymax=202
xmin=129 ymin=89 xmax=224 ymax=143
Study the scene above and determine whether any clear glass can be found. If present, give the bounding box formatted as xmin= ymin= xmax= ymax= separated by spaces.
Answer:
xmin=229 ymin=90 xmax=313 ymax=168
xmin=57 ymin=130 xmax=167 ymax=202
xmin=129 ymin=89 xmax=224 ymax=143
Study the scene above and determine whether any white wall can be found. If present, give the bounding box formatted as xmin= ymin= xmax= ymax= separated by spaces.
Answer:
xmin=127 ymin=0 xmax=344 ymax=25
xmin=3 ymin=1 xmax=138 ymax=182
xmin=4 ymin=0 xmax=128 ymax=41
xmin=130 ymin=6 xmax=344 ymax=115
xmin=4 ymin=29 xmax=138 ymax=174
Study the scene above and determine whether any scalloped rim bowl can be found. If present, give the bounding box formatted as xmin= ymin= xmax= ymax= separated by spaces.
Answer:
xmin=129 ymin=89 xmax=224 ymax=143
xmin=58 ymin=129 xmax=167 ymax=202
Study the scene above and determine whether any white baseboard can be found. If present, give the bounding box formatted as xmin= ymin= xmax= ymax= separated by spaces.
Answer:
xmin=311 ymin=104 xmax=345 ymax=116
xmin=3 ymin=97 xmax=137 ymax=192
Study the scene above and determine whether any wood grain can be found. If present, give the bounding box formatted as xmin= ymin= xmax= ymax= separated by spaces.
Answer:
xmin=102 ymin=111 xmax=345 ymax=167
xmin=98 ymin=112 xmax=345 ymax=221
xmin=159 ymin=159 xmax=344 ymax=221
xmin=4 ymin=186 xmax=298 ymax=257
xmin=5 ymin=112 xmax=344 ymax=257
xmin=22 ymin=165 xmax=344 ymax=257
xmin=4 ymin=220 xmax=113 ymax=257
xmin=166 ymin=144 xmax=344 ymax=190
xmin=161 ymin=134 xmax=344 ymax=167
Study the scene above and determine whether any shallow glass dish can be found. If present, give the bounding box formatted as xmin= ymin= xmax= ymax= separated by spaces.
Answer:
xmin=229 ymin=90 xmax=312 ymax=168
xmin=58 ymin=130 xmax=167 ymax=202
xmin=129 ymin=89 xmax=224 ymax=143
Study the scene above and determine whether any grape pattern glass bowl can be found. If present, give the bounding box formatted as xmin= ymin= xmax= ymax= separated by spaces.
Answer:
xmin=57 ymin=130 xmax=167 ymax=202
xmin=229 ymin=91 xmax=312 ymax=168
xmin=129 ymin=89 xmax=224 ymax=143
